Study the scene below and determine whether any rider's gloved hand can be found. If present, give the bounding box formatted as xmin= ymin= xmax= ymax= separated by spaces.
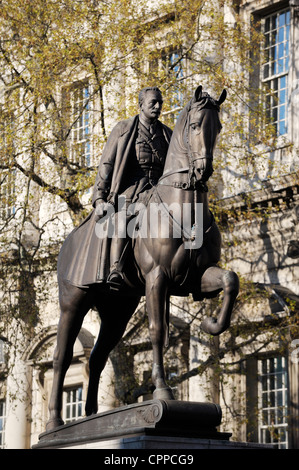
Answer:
xmin=95 ymin=199 xmax=112 ymax=222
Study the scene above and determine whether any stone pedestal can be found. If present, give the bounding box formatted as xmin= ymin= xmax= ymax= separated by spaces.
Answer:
xmin=33 ymin=400 xmax=271 ymax=449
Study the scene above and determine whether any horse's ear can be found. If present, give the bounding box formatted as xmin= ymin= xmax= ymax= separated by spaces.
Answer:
xmin=194 ymin=85 xmax=202 ymax=102
xmin=217 ymin=89 xmax=227 ymax=106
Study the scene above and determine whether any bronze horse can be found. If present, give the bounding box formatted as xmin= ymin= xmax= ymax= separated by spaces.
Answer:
xmin=47 ymin=86 xmax=239 ymax=430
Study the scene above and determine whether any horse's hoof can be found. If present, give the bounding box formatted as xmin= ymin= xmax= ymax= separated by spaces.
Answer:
xmin=153 ymin=387 xmax=175 ymax=400
xmin=46 ymin=418 xmax=64 ymax=431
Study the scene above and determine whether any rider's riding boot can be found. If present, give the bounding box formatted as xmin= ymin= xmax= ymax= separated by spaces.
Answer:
xmin=106 ymin=262 xmax=125 ymax=291
xmin=106 ymin=237 xmax=128 ymax=291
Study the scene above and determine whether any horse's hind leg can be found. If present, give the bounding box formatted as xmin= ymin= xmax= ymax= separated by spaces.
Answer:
xmin=200 ymin=266 xmax=239 ymax=335
xmin=47 ymin=280 xmax=92 ymax=431
xmin=85 ymin=295 xmax=140 ymax=416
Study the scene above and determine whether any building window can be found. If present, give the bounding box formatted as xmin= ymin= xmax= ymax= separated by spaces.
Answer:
xmin=63 ymin=386 xmax=84 ymax=423
xmin=70 ymin=83 xmax=91 ymax=168
xmin=166 ymin=367 xmax=179 ymax=400
xmin=0 ymin=400 xmax=6 ymax=449
xmin=258 ymin=356 xmax=289 ymax=448
xmin=161 ymin=48 xmax=184 ymax=123
xmin=0 ymin=113 xmax=16 ymax=220
xmin=0 ymin=339 xmax=5 ymax=364
xmin=0 ymin=170 xmax=15 ymax=220
xmin=263 ymin=9 xmax=290 ymax=136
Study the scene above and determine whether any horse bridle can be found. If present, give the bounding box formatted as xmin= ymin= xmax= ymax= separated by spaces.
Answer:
xmin=158 ymin=106 xmax=212 ymax=191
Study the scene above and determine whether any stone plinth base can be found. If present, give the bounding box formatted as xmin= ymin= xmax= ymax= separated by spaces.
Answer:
xmin=36 ymin=435 xmax=273 ymax=450
xmin=33 ymin=400 xmax=271 ymax=449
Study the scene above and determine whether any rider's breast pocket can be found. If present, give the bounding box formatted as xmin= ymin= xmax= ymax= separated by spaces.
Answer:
xmin=137 ymin=143 xmax=150 ymax=163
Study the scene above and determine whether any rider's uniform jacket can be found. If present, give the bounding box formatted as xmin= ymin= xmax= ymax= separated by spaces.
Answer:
xmin=92 ymin=115 xmax=172 ymax=208
xmin=60 ymin=116 xmax=172 ymax=288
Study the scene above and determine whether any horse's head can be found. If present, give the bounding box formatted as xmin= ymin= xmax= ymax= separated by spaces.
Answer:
xmin=187 ymin=86 xmax=226 ymax=183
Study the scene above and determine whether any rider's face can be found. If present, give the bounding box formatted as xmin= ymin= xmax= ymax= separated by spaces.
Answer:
xmin=139 ymin=91 xmax=163 ymax=123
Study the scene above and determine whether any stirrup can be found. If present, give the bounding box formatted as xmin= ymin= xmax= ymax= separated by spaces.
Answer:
xmin=107 ymin=269 xmax=124 ymax=291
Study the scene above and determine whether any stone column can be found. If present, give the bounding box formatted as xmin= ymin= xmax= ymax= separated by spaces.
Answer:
xmin=4 ymin=359 xmax=32 ymax=449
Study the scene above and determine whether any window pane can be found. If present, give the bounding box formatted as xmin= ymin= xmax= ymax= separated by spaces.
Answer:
xmin=264 ymin=64 xmax=269 ymax=79
xmin=278 ymin=28 xmax=284 ymax=43
xmin=0 ymin=401 xmax=5 ymax=449
xmin=279 ymin=88 xmax=286 ymax=104
xmin=70 ymin=83 xmax=91 ymax=167
xmin=278 ymin=42 xmax=284 ymax=59
xmin=63 ymin=386 xmax=84 ymax=423
xmin=161 ymin=49 xmax=184 ymax=123
xmin=0 ymin=340 xmax=5 ymax=364
xmin=0 ymin=170 xmax=16 ymax=219
xmin=258 ymin=357 xmax=289 ymax=448
xmin=279 ymin=12 xmax=285 ymax=27
xmin=279 ymin=105 xmax=285 ymax=121
xmin=279 ymin=120 xmax=287 ymax=136
xmin=262 ymin=9 xmax=290 ymax=135
xmin=280 ymin=75 xmax=286 ymax=89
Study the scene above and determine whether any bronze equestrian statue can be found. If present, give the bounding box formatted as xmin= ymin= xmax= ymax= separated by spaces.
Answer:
xmin=61 ymin=87 xmax=172 ymax=291
xmin=46 ymin=86 xmax=239 ymax=431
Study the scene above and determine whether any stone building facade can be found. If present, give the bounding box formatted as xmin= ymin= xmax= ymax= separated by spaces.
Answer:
xmin=0 ymin=0 xmax=298 ymax=449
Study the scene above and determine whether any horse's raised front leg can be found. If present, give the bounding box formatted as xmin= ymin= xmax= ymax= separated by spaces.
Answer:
xmin=146 ymin=267 xmax=174 ymax=400
xmin=200 ymin=266 xmax=239 ymax=335
xmin=46 ymin=281 xmax=91 ymax=431
xmin=85 ymin=295 xmax=140 ymax=416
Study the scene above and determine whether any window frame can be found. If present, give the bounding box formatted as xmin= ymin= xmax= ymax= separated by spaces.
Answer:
xmin=258 ymin=356 xmax=289 ymax=448
xmin=146 ymin=46 xmax=185 ymax=125
xmin=0 ymin=399 xmax=6 ymax=449
xmin=69 ymin=81 xmax=92 ymax=169
xmin=261 ymin=8 xmax=291 ymax=136
xmin=62 ymin=384 xmax=84 ymax=424
xmin=0 ymin=169 xmax=16 ymax=220
xmin=0 ymin=111 xmax=16 ymax=220
xmin=0 ymin=339 xmax=5 ymax=364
